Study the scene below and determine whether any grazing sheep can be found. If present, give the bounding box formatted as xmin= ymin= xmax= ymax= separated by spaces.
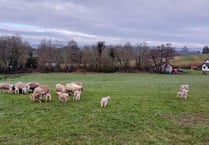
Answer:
xmin=100 ymin=96 xmax=111 ymax=108
xmin=65 ymin=82 xmax=83 ymax=94
xmin=15 ymin=82 xmax=26 ymax=94
xmin=22 ymin=85 xmax=30 ymax=94
xmin=8 ymin=85 xmax=15 ymax=94
xmin=31 ymin=87 xmax=44 ymax=103
xmin=56 ymin=92 xmax=69 ymax=102
xmin=0 ymin=83 xmax=13 ymax=93
xmin=55 ymin=83 xmax=66 ymax=92
xmin=73 ymin=90 xmax=82 ymax=101
xmin=39 ymin=85 xmax=50 ymax=95
xmin=26 ymin=82 xmax=39 ymax=92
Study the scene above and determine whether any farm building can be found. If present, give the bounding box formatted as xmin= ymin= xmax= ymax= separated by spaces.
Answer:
xmin=202 ymin=59 xmax=209 ymax=72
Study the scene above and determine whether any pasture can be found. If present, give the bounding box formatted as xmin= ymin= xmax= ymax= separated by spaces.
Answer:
xmin=0 ymin=72 xmax=209 ymax=145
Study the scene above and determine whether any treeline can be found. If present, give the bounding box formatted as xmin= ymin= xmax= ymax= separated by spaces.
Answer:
xmin=0 ymin=35 xmax=177 ymax=74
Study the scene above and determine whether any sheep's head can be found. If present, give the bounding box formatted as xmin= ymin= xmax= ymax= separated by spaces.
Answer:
xmin=107 ymin=96 xmax=111 ymax=99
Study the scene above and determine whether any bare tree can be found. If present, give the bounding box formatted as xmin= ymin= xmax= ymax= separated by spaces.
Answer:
xmin=148 ymin=43 xmax=176 ymax=73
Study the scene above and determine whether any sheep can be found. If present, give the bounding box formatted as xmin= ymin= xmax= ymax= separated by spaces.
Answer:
xmin=0 ymin=83 xmax=13 ymax=93
xmin=31 ymin=87 xmax=44 ymax=103
xmin=14 ymin=86 xmax=19 ymax=94
xmin=65 ymin=82 xmax=83 ymax=94
xmin=15 ymin=82 xmax=26 ymax=94
xmin=8 ymin=84 xmax=15 ymax=94
xmin=100 ymin=96 xmax=111 ymax=108
xmin=73 ymin=90 xmax=82 ymax=101
xmin=177 ymin=84 xmax=189 ymax=99
xmin=22 ymin=84 xmax=30 ymax=94
xmin=45 ymin=93 xmax=52 ymax=102
xmin=26 ymin=82 xmax=39 ymax=92
xmin=56 ymin=92 xmax=69 ymax=102
xmin=39 ymin=85 xmax=50 ymax=95
xmin=55 ymin=83 xmax=66 ymax=92
xmin=176 ymin=90 xmax=188 ymax=99
xmin=179 ymin=84 xmax=189 ymax=91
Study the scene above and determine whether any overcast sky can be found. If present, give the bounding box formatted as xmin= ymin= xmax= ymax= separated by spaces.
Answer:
xmin=0 ymin=0 xmax=209 ymax=49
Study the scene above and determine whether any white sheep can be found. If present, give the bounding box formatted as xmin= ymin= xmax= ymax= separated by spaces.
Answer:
xmin=55 ymin=83 xmax=66 ymax=92
xmin=179 ymin=84 xmax=189 ymax=91
xmin=44 ymin=93 xmax=52 ymax=102
xmin=15 ymin=86 xmax=19 ymax=94
xmin=65 ymin=82 xmax=83 ymax=94
xmin=56 ymin=92 xmax=69 ymax=102
xmin=177 ymin=84 xmax=189 ymax=99
xmin=22 ymin=85 xmax=30 ymax=94
xmin=100 ymin=96 xmax=111 ymax=107
xmin=31 ymin=87 xmax=44 ymax=103
xmin=0 ymin=83 xmax=13 ymax=93
xmin=73 ymin=90 xmax=82 ymax=101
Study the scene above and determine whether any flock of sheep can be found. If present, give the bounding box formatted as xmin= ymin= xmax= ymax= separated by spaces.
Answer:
xmin=0 ymin=81 xmax=111 ymax=108
xmin=0 ymin=81 xmax=189 ymax=108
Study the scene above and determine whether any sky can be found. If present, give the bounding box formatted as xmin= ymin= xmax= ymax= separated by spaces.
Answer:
xmin=0 ymin=0 xmax=209 ymax=49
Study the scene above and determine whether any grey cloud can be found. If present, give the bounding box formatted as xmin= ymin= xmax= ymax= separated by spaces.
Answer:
xmin=0 ymin=0 xmax=208 ymax=48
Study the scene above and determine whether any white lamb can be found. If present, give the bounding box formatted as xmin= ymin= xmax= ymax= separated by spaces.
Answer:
xmin=177 ymin=84 xmax=189 ymax=99
xmin=73 ymin=90 xmax=82 ymax=101
xmin=100 ymin=96 xmax=111 ymax=107
xmin=56 ymin=92 xmax=69 ymax=102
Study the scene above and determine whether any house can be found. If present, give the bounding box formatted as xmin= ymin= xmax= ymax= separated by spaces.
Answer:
xmin=202 ymin=59 xmax=209 ymax=72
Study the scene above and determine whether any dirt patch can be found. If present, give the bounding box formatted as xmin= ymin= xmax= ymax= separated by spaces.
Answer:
xmin=177 ymin=113 xmax=209 ymax=128
xmin=159 ymin=113 xmax=209 ymax=128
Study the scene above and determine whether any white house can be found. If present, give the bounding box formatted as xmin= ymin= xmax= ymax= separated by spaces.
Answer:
xmin=202 ymin=59 xmax=209 ymax=72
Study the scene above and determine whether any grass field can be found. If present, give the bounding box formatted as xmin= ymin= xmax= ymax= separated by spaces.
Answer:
xmin=0 ymin=72 xmax=209 ymax=145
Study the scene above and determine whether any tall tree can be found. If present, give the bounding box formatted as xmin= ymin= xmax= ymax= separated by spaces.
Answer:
xmin=96 ymin=41 xmax=105 ymax=71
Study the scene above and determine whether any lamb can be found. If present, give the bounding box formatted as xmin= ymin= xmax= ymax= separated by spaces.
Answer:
xmin=39 ymin=85 xmax=52 ymax=102
xmin=31 ymin=87 xmax=44 ymax=103
xmin=100 ymin=96 xmax=111 ymax=107
xmin=45 ymin=93 xmax=52 ymax=102
xmin=56 ymin=92 xmax=69 ymax=102
xmin=15 ymin=86 xmax=19 ymax=94
xmin=177 ymin=84 xmax=189 ymax=99
xmin=179 ymin=84 xmax=189 ymax=91
xmin=73 ymin=90 xmax=82 ymax=101
xmin=55 ymin=83 xmax=66 ymax=92
xmin=176 ymin=90 xmax=188 ymax=99
xmin=65 ymin=82 xmax=83 ymax=94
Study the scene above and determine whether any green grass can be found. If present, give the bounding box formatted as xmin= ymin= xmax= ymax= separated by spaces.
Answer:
xmin=0 ymin=72 xmax=209 ymax=145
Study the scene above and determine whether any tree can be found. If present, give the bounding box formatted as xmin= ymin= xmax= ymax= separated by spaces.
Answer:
xmin=96 ymin=41 xmax=105 ymax=71
xmin=135 ymin=42 xmax=149 ymax=70
xmin=63 ymin=40 xmax=81 ymax=72
xmin=202 ymin=46 xmax=209 ymax=54
xmin=148 ymin=43 xmax=176 ymax=73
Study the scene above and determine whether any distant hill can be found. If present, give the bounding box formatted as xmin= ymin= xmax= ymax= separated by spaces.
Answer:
xmin=171 ymin=54 xmax=209 ymax=68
